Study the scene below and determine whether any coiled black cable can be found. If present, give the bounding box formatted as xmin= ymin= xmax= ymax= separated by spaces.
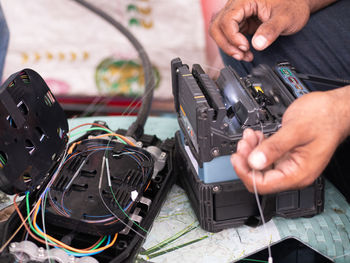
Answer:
xmin=72 ymin=0 xmax=155 ymax=139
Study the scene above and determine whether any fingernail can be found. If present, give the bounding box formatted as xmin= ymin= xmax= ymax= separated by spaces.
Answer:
xmin=249 ymin=151 xmax=266 ymax=169
xmin=233 ymin=54 xmax=241 ymax=60
xmin=253 ymin=35 xmax=267 ymax=49
xmin=239 ymin=45 xmax=248 ymax=51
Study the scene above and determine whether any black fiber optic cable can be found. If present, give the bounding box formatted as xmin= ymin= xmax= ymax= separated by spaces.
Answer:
xmin=72 ymin=0 xmax=155 ymax=139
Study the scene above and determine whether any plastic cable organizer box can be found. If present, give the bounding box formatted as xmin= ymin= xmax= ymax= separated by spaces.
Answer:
xmin=171 ymin=57 xmax=325 ymax=233
xmin=0 ymin=69 xmax=176 ymax=263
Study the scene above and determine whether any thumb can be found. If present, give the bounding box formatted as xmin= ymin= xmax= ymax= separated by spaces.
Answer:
xmin=251 ymin=15 xmax=286 ymax=50
xmin=248 ymin=126 xmax=303 ymax=170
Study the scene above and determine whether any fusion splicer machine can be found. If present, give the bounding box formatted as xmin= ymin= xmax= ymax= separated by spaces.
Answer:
xmin=171 ymin=58 xmax=349 ymax=232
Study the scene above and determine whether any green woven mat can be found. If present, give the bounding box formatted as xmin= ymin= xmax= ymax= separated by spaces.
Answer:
xmin=274 ymin=181 xmax=350 ymax=263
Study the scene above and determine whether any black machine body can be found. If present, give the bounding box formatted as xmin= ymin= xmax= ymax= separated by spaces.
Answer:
xmin=171 ymin=58 xmax=330 ymax=232
xmin=171 ymin=58 xmax=312 ymax=166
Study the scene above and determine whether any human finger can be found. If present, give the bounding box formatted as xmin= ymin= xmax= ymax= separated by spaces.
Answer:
xmin=247 ymin=169 xmax=290 ymax=194
xmin=236 ymin=139 xmax=254 ymax=159
xmin=254 ymin=130 xmax=265 ymax=143
xmin=248 ymin=126 xmax=306 ymax=170
xmin=252 ymin=15 xmax=287 ymax=50
xmin=242 ymin=128 xmax=260 ymax=149
xmin=209 ymin=18 xmax=245 ymax=58
xmin=219 ymin=7 xmax=251 ymax=52
xmin=231 ymin=153 xmax=251 ymax=181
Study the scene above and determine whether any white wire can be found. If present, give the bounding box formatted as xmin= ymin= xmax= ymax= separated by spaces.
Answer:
xmin=333 ymin=251 xmax=350 ymax=260
xmin=252 ymin=169 xmax=272 ymax=263
xmin=253 ymin=117 xmax=273 ymax=263
xmin=41 ymin=195 xmax=51 ymax=260
xmin=98 ymin=154 xmax=147 ymax=240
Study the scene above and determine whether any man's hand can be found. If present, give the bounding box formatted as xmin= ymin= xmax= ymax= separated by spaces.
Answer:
xmin=231 ymin=86 xmax=350 ymax=194
xmin=209 ymin=0 xmax=336 ymax=61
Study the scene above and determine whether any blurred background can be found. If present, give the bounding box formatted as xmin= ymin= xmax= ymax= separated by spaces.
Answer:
xmin=0 ymin=0 xmax=225 ymax=118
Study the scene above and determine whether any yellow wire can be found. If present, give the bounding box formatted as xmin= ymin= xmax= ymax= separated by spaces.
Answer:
xmin=90 ymin=133 xmax=135 ymax=146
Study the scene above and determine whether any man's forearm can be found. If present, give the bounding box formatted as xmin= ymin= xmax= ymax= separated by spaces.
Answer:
xmin=331 ymin=85 xmax=350 ymax=142
xmin=307 ymin=0 xmax=338 ymax=13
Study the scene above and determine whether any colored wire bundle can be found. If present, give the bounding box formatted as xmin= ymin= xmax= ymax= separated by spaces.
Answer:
xmin=28 ymin=192 xmax=118 ymax=257
xmin=48 ymin=129 xmax=152 ymax=225
xmin=19 ymin=71 xmax=30 ymax=84
xmin=12 ymin=193 xmax=116 ymax=257
xmin=0 ymin=152 xmax=7 ymax=169
xmin=2 ymin=0 xmax=157 ymax=256
xmin=7 ymin=122 xmax=152 ymax=258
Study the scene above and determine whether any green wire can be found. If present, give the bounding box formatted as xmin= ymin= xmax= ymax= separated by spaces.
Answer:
xmin=239 ymin=259 xmax=268 ymax=263
xmin=69 ymin=127 xmax=111 ymax=138
xmin=109 ymin=186 xmax=148 ymax=233
xmin=69 ymin=127 xmax=128 ymax=145
xmin=141 ymin=223 xmax=198 ymax=255
xmin=147 ymin=235 xmax=209 ymax=259
xmin=0 ymin=155 xmax=6 ymax=165
xmin=26 ymin=192 xmax=48 ymax=241
xmin=61 ymin=235 xmax=107 ymax=255
xmin=25 ymin=192 xmax=107 ymax=252
xmin=87 ymin=235 xmax=107 ymax=250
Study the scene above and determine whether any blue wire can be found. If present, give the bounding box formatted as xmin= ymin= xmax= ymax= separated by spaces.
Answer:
xmin=124 ymin=201 xmax=133 ymax=210
xmin=50 ymin=195 xmax=72 ymax=214
xmin=64 ymin=235 xmax=111 ymax=257
xmin=56 ymin=146 xmax=141 ymax=216
xmin=58 ymin=147 xmax=114 ymax=215
xmin=123 ymin=153 xmax=153 ymax=185
xmin=83 ymin=214 xmax=113 ymax=218
xmin=34 ymin=206 xmax=112 ymax=257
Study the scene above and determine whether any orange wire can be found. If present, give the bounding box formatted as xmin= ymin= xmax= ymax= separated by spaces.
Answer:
xmin=68 ymin=123 xmax=135 ymax=148
xmin=46 ymin=126 xmax=138 ymax=241
xmin=52 ymin=144 xmax=122 ymax=218
xmin=91 ymin=133 xmax=135 ymax=146
xmin=103 ymin=203 xmax=135 ymax=226
xmin=84 ymin=236 xmax=104 ymax=250
xmin=32 ymin=198 xmax=118 ymax=253
xmin=145 ymin=180 xmax=151 ymax=191
xmin=68 ymin=123 xmax=111 ymax=133
xmin=68 ymin=141 xmax=81 ymax=155
xmin=7 ymin=125 xmax=137 ymax=254
xmin=13 ymin=194 xmax=56 ymax=247
xmin=103 ymin=219 xmax=120 ymax=226
xmin=0 ymin=195 xmax=40 ymax=253
xmin=14 ymin=195 xmax=106 ymax=251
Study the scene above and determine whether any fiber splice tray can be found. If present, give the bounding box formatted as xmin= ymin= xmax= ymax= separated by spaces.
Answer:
xmin=171 ymin=58 xmax=325 ymax=232
xmin=0 ymin=69 xmax=176 ymax=262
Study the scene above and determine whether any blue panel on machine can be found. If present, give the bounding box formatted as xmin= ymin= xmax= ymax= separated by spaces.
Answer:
xmin=200 ymin=155 xmax=238 ymax=183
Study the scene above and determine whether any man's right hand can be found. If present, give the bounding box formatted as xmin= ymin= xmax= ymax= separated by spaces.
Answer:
xmin=209 ymin=0 xmax=335 ymax=61
xmin=231 ymin=86 xmax=350 ymax=194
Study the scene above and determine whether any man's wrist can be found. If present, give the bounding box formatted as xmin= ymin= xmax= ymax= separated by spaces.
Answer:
xmin=306 ymin=0 xmax=338 ymax=13
xmin=330 ymin=85 xmax=350 ymax=141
